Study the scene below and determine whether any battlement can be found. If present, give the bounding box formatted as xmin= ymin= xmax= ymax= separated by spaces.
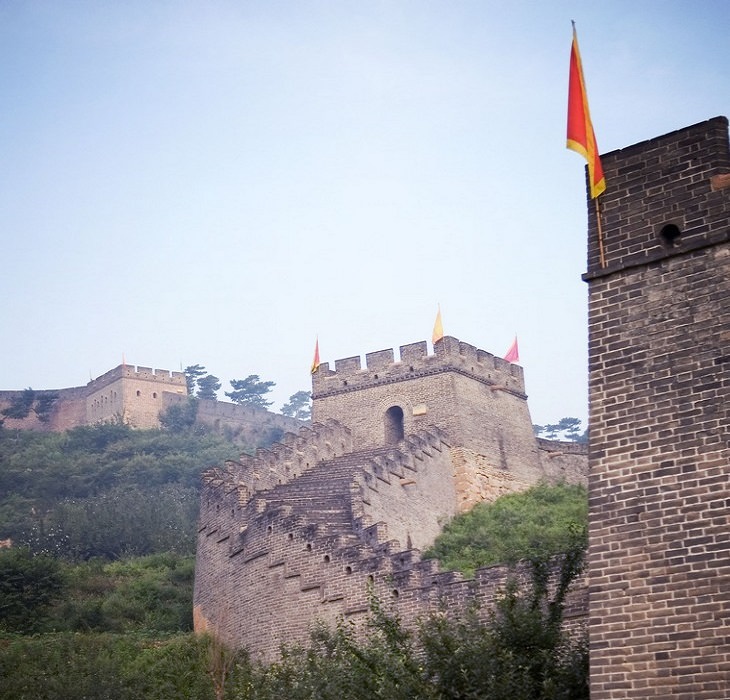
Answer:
xmin=585 ymin=116 xmax=730 ymax=279
xmin=87 ymin=364 xmax=187 ymax=392
xmin=312 ymin=336 xmax=525 ymax=398
xmin=202 ymin=419 xmax=354 ymax=503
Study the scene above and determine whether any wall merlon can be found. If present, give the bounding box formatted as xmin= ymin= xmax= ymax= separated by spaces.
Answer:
xmin=313 ymin=335 xmax=525 ymax=397
xmin=365 ymin=348 xmax=395 ymax=369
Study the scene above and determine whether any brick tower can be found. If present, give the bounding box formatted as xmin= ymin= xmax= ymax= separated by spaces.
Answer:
xmin=584 ymin=117 xmax=730 ymax=698
xmin=311 ymin=336 xmax=542 ymax=492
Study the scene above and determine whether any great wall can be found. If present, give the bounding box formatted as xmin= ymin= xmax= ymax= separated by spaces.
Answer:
xmin=193 ymin=335 xmax=588 ymax=661
xmin=194 ymin=117 xmax=730 ymax=697
xmin=2 ymin=116 xmax=727 ymax=697
xmin=0 ymin=363 xmax=300 ymax=446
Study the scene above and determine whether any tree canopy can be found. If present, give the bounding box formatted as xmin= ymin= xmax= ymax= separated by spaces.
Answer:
xmin=225 ymin=375 xmax=275 ymax=408
xmin=533 ymin=417 xmax=587 ymax=443
xmin=0 ymin=424 xmax=240 ymax=560
xmin=281 ymin=390 xmax=311 ymax=420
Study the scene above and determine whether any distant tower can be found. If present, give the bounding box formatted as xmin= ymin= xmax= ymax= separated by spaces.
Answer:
xmin=311 ymin=336 xmax=542 ymax=507
xmin=584 ymin=117 xmax=730 ymax=698
xmin=86 ymin=364 xmax=187 ymax=428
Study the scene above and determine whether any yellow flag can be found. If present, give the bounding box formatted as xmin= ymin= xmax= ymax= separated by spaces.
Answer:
xmin=310 ymin=337 xmax=320 ymax=374
xmin=432 ymin=307 xmax=444 ymax=344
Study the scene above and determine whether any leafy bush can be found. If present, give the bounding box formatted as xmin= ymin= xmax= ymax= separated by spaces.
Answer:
xmin=424 ymin=482 xmax=588 ymax=576
xmin=48 ymin=554 xmax=195 ymax=634
xmin=0 ymin=548 xmax=65 ymax=633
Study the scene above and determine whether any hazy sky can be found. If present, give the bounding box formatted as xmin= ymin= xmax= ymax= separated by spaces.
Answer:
xmin=1 ymin=1 xmax=728 ymax=427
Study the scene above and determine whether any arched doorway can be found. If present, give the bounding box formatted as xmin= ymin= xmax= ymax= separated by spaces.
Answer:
xmin=384 ymin=405 xmax=404 ymax=445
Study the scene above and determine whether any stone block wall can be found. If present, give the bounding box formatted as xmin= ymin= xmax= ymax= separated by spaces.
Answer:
xmin=584 ymin=117 xmax=730 ymax=698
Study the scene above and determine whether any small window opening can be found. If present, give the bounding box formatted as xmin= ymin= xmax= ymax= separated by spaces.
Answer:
xmin=659 ymin=223 xmax=682 ymax=247
xmin=323 ymin=555 xmax=330 ymax=563
xmin=345 ymin=566 xmax=353 ymax=574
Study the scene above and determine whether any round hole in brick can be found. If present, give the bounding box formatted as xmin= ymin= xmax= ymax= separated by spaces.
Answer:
xmin=368 ymin=574 xmax=374 ymax=583
xmin=288 ymin=533 xmax=294 ymax=541
xmin=306 ymin=543 xmax=312 ymax=551
xmin=345 ymin=566 xmax=352 ymax=574
xmin=659 ymin=223 xmax=682 ymax=247
xmin=392 ymin=589 xmax=399 ymax=598
xmin=323 ymin=554 xmax=330 ymax=563
xmin=267 ymin=525 xmax=272 ymax=533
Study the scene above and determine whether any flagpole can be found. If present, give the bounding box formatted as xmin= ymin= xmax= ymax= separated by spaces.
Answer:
xmin=595 ymin=196 xmax=606 ymax=268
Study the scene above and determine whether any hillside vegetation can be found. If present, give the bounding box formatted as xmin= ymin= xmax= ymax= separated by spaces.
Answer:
xmin=0 ymin=423 xmax=240 ymax=559
xmin=424 ymin=481 xmax=588 ymax=576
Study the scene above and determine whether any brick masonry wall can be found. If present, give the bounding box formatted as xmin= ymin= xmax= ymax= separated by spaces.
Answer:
xmin=194 ymin=426 xmax=588 ymax=663
xmin=0 ymin=363 xmax=298 ymax=439
xmin=584 ymin=117 xmax=730 ymax=698
xmin=312 ymin=336 xmax=542 ymax=484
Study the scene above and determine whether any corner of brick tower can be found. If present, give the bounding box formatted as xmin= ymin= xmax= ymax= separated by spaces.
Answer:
xmin=583 ymin=117 xmax=730 ymax=698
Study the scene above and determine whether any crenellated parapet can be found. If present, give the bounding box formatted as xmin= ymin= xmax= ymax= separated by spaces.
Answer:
xmin=312 ymin=336 xmax=525 ymax=399
xmin=203 ymin=419 xmax=354 ymax=504
xmin=87 ymin=364 xmax=187 ymax=391
xmin=194 ymin=429 xmax=587 ymax=661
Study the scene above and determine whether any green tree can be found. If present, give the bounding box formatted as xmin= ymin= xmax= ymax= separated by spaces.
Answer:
xmin=534 ymin=417 xmax=587 ymax=443
xmin=0 ymin=547 xmax=65 ymax=632
xmin=419 ymin=553 xmax=588 ymax=700
xmin=160 ymin=398 xmax=199 ymax=433
xmin=29 ymin=483 xmax=199 ymax=560
xmin=225 ymin=375 xmax=275 ymax=408
xmin=197 ymin=375 xmax=222 ymax=401
xmin=184 ymin=364 xmax=207 ymax=396
xmin=281 ymin=391 xmax=311 ymax=420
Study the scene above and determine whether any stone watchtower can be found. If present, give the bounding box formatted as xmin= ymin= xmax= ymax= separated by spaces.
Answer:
xmin=584 ymin=117 xmax=730 ymax=698
xmin=312 ymin=336 xmax=543 ymax=509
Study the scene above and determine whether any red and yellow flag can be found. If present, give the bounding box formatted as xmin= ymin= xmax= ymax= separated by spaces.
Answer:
xmin=311 ymin=337 xmax=320 ymax=374
xmin=567 ymin=25 xmax=605 ymax=199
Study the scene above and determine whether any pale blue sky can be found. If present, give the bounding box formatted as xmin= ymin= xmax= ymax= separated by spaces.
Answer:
xmin=1 ymin=1 xmax=728 ymax=427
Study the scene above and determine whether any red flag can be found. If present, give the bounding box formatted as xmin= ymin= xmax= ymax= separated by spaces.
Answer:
xmin=504 ymin=337 xmax=519 ymax=364
xmin=310 ymin=337 xmax=320 ymax=374
xmin=567 ymin=25 xmax=605 ymax=199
